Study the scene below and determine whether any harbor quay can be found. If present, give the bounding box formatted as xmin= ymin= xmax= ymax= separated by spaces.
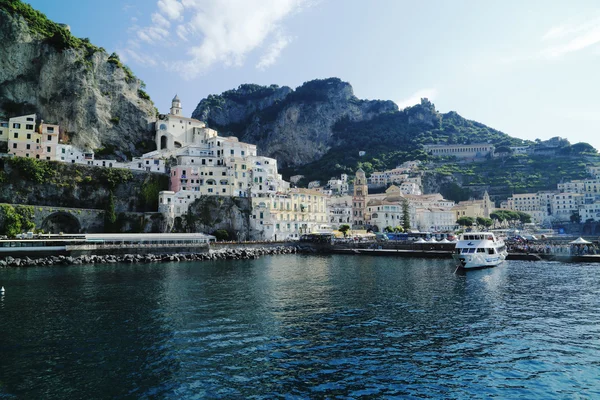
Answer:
xmin=3 ymin=235 xmax=600 ymax=267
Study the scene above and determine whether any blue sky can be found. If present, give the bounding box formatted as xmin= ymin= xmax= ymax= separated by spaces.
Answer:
xmin=27 ymin=0 xmax=600 ymax=150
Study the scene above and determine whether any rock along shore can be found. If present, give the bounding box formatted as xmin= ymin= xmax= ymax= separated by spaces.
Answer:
xmin=0 ymin=246 xmax=304 ymax=268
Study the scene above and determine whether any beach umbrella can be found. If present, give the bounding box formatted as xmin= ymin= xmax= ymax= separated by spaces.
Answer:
xmin=569 ymin=237 xmax=591 ymax=244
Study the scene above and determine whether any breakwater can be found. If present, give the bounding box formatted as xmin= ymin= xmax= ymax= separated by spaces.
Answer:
xmin=0 ymin=245 xmax=300 ymax=267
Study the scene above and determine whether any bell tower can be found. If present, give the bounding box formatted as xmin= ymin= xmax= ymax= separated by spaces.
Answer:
xmin=352 ymin=168 xmax=369 ymax=227
xmin=170 ymin=94 xmax=182 ymax=115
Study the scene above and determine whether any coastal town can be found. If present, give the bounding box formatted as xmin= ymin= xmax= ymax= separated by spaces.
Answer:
xmin=2 ymin=94 xmax=600 ymax=240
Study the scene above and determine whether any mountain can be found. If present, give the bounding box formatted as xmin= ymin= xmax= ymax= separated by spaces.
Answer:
xmin=193 ymin=79 xmax=526 ymax=178
xmin=192 ymin=78 xmax=399 ymax=167
xmin=0 ymin=1 xmax=156 ymax=158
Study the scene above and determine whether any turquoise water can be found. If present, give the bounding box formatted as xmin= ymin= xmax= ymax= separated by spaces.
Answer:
xmin=1 ymin=255 xmax=600 ymax=398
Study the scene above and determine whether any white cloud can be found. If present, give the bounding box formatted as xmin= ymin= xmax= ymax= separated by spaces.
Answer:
xmin=123 ymin=0 xmax=309 ymax=78
xmin=256 ymin=32 xmax=292 ymax=70
xmin=395 ymin=89 xmax=438 ymax=110
xmin=119 ymin=48 xmax=158 ymax=67
xmin=151 ymin=12 xmax=171 ymax=28
xmin=157 ymin=0 xmax=184 ymax=20
xmin=541 ymin=16 xmax=600 ymax=58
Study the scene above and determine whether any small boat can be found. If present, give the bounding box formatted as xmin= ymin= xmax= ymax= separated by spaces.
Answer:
xmin=452 ymin=232 xmax=507 ymax=269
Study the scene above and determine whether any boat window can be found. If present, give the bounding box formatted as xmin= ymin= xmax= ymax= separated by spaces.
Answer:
xmin=455 ymin=249 xmax=461 ymax=254
xmin=477 ymin=248 xmax=485 ymax=253
xmin=462 ymin=248 xmax=469 ymax=254
xmin=488 ymin=248 xmax=495 ymax=254
xmin=468 ymin=248 xmax=476 ymax=253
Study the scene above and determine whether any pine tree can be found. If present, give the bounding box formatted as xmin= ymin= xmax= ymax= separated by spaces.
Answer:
xmin=104 ymin=192 xmax=117 ymax=232
xmin=402 ymin=199 xmax=411 ymax=231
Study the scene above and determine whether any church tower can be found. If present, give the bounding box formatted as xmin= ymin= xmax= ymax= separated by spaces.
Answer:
xmin=482 ymin=190 xmax=492 ymax=218
xmin=352 ymin=168 xmax=369 ymax=227
xmin=170 ymin=94 xmax=182 ymax=115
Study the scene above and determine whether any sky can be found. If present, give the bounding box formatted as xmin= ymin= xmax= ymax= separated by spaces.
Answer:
xmin=27 ymin=0 xmax=600 ymax=150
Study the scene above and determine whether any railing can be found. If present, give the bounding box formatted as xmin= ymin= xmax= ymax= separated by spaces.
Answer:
xmin=66 ymin=242 xmax=210 ymax=251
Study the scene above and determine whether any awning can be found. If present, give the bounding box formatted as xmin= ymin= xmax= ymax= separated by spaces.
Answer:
xmin=570 ymin=237 xmax=591 ymax=244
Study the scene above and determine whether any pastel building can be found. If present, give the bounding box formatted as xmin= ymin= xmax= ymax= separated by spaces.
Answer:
xmin=40 ymin=121 xmax=60 ymax=160
xmin=7 ymin=114 xmax=37 ymax=158
xmin=0 ymin=119 xmax=8 ymax=142
xmin=250 ymin=189 xmax=329 ymax=241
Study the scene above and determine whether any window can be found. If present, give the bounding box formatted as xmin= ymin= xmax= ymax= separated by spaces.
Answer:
xmin=12 ymin=143 xmax=17 ymax=149
xmin=46 ymin=146 xmax=51 ymax=152
xmin=62 ymin=148 xmax=65 ymax=154
xmin=230 ymin=149 xmax=234 ymax=155
xmin=13 ymin=123 xmax=20 ymax=129
xmin=26 ymin=133 xmax=31 ymax=139
xmin=13 ymin=132 xmax=18 ymax=138
xmin=26 ymin=144 xmax=30 ymax=150
xmin=26 ymin=124 xmax=34 ymax=130
xmin=47 ymin=135 xmax=52 ymax=141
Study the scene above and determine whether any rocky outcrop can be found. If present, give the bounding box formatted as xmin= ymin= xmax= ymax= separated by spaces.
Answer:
xmin=186 ymin=196 xmax=252 ymax=240
xmin=0 ymin=6 xmax=156 ymax=158
xmin=0 ymin=158 xmax=169 ymax=213
xmin=192 ymin=78 xmax=398 ymax=167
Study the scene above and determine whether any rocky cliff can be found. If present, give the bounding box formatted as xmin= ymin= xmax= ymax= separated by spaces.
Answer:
xmin=0 ymin=158 xmax=169 ymax=213
xmin=0 ymin=3 xmax=156 ymax=158
xmin=192 ymin=78 xmax=398 ymax=167
xmin=185 ymin=196 xmax=251 ymax=240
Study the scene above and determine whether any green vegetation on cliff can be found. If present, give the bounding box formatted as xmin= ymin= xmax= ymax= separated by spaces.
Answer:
xmin=282 ymin=98 xmax=524 ymax=182
xmin=0 ymin=0 xmax=142 ymax=84
xmin=0 ymin=204 xmax=35 ymax=237
xmin=0 ymin=158 xmax=168 ymax=213
xmin=0 ymin=0 xmax=95 ymax=52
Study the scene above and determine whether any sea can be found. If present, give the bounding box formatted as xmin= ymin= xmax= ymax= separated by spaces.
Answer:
xmin=1 ymin=255 xmax=599 ymax=399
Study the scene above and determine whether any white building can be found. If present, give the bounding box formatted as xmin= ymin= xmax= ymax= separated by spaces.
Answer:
xmin=551 ymin=193 xmax=584 ymax=220
xmin=328 ymin=195 xmax=353 ymax=229
xmin=56 ymin=144 xmax=95 ymax=164
xmin=250 ymin=189 xmax=329 ymax=241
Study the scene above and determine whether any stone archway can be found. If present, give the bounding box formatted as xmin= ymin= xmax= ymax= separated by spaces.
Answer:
xmin=41 ymin=212 xmax=82 ymax=234
xmin=160 ymin=135 xmax=168 ymax=149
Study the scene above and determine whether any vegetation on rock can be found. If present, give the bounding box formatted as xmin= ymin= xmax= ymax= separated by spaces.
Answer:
xmin=0 ymin=204 xmax=35 ymax=237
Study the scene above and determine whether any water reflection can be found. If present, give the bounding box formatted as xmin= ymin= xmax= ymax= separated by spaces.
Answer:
xmin=1 ymin=257 xmax=600 ymax=398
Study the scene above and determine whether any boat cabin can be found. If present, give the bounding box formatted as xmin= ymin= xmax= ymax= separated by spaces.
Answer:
xmin=459 ymin=233 xmax=496 ymax=242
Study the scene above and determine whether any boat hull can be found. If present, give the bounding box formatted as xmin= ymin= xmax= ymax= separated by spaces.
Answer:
xmin=452 ymin=253 xmax=506 ymax=269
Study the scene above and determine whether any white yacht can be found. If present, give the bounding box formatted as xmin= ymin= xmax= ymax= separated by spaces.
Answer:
xmin=452 ymin=232 xmax=507 ymax=269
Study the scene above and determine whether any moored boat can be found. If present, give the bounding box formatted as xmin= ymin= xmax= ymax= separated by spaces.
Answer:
xmin=452 ymin=232 xmax=507 ymax=269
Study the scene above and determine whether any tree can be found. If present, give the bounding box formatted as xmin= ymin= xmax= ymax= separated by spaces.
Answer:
xmin=0 ymin=204 xmax=22 ymax=237
xmin=476 ymin=216 xmax=493 ymax=228
xmin=339 ymin=224 xmax=350 ymax=237
xmin=213 ymin=229 xmax=229 ymax=241
xmin=457 ymin=216 xmax=475 ymax=227
xmin=104 ymin=192 xmax=117 ymax=232
xmin=570 ymin=211 xmax=582 ymax=224
xmin=394 ymin=226 xmax=404 ymax=233
xmin=384 ymin=226 xmax=393 ymax=233
xmin=402 ymin=199 xmax=411 ymax=231
xmin=516 ymin=211 xmax=532 ymax=224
